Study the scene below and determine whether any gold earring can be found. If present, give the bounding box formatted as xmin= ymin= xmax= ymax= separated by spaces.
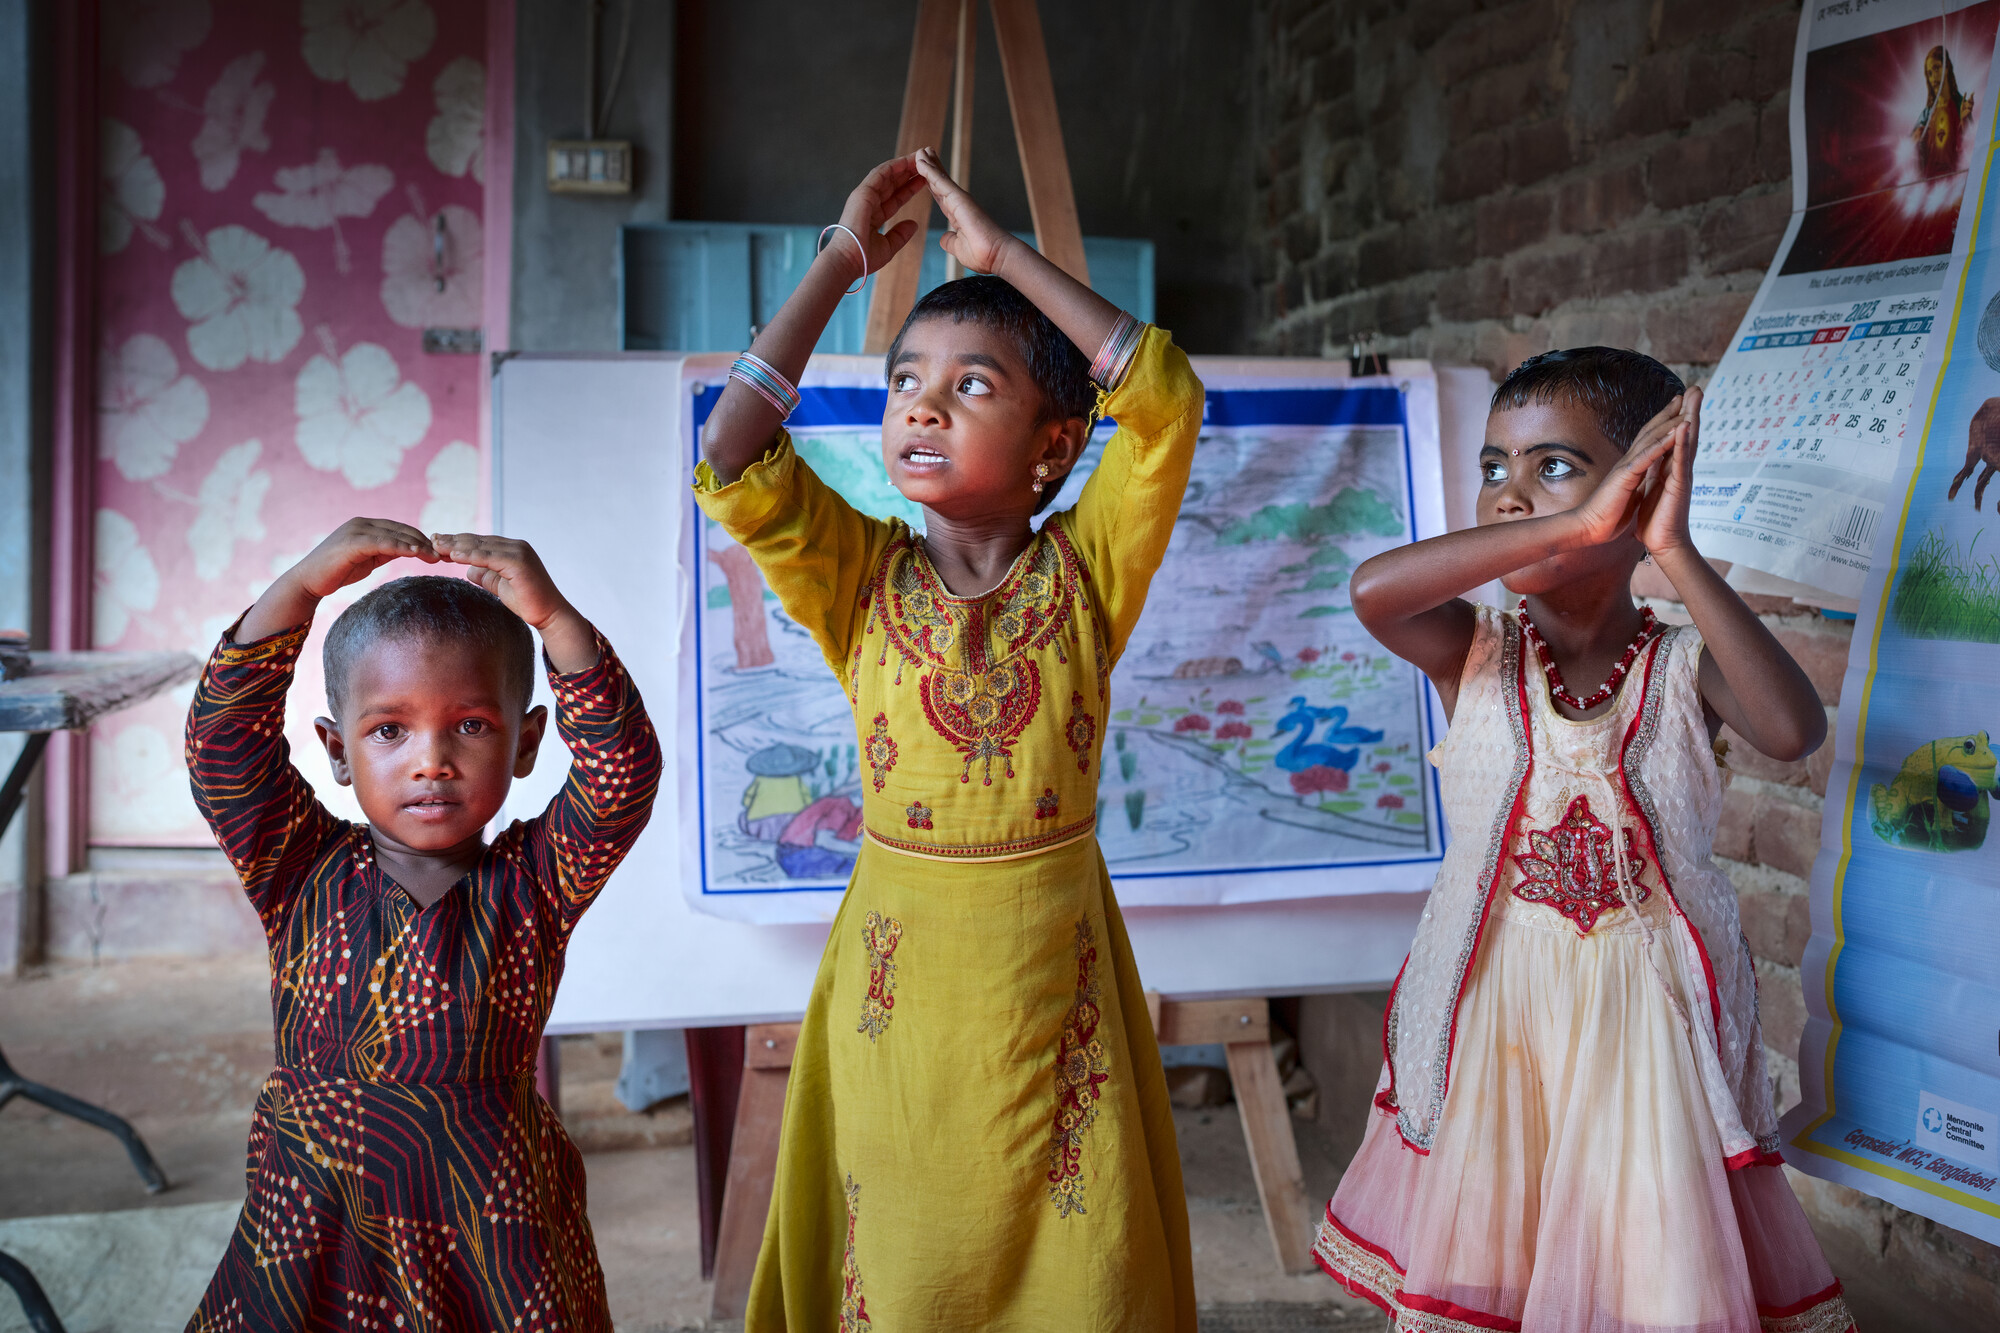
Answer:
xmin=1032 ymin=462 xmax=1051 ymax=494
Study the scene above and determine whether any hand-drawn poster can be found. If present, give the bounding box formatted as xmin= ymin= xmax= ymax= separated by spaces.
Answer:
xmin=1691 ymin=0 xmax=2000 ymax=600
xmin=1783 ymin=66 xmax=2000 ymax=1245
xmin=680 ymin=360 xmax=1448 ymax=924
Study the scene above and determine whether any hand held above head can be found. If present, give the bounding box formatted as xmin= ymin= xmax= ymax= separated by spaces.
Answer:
xmin=1566 ymin=393 xmax=1687 ymax=552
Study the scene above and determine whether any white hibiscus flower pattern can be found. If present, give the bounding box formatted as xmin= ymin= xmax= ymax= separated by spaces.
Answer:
xmin=295 ymin=339 xmax=432 ymax=488
xmin=92 ymin=710 xmax=203 ymax=841
xmin=301 ymin=0 xmax=437 ymax=103
xmin=98 ymin=334 xmax=210 ymax=481
xmin=253 ymin=148 xmax=394 ymax=273
xmin=381 ymin=203 xmax=481 ymax=329
xmin=94 ymin=509 xmax=160 ymax=647
xmin=101 ymin=119 xmax=165 ymax=254
xmin=104 ymin=0 xmax=214 ymax=90
xmin=188 ymin=439 xmax=271 ymax=580
xmin=171 ymin=222 xmax=306 ymax=372
xmin=192 ymin=51 xmax=275 ymax=192
xmin=426 ymin=57 xmax=484 ymax=181
xmin=418 ymin=440 xmax=479 ymax=533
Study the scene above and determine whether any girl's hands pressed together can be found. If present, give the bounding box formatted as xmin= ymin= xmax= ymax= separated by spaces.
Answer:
xmin=1633 ymin=386 xmax=1701 ymax=560
xmin=916 ymin=147 xmax=1016 ymax=277
xmin=431 ymin=533 xmax=598 ymax=673
xmin=1565 ymin=394 xmax=1686 ymax=550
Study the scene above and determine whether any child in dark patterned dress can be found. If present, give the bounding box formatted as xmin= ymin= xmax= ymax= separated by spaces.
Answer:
xmin=184 ymin=517 xmax=660 ymax=1332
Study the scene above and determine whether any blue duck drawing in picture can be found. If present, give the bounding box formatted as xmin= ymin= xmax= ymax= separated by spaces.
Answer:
xmin=1274 ymin=698 xmax=1384 ymax=795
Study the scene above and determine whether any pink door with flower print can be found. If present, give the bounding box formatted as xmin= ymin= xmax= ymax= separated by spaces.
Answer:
xmin=91 ymin=0 xmax=490 ymax=843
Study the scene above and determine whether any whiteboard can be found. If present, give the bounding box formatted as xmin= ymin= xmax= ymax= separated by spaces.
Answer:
xmin=495 ymin=352 xmax=1486 ymax=1031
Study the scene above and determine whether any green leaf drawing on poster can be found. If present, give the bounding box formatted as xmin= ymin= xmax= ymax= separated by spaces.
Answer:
xmin=1218 ymin=487 xmax=1402 ymax=546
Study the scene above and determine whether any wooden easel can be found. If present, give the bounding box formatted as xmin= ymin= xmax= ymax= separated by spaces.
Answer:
xmin=706 ymin=3 xmax=1318 ymax=1316
xmin=861 ymin=0 xmax=1089 ymax=355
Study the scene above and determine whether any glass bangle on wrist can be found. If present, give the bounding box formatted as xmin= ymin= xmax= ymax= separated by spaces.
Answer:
xmin=818 ymin=223 xmax=869 ymax=296
xmin=729 ymin=352 xmax=801 ymax=420
xmin=1090 ymin=311 xmax=1144 ymax=391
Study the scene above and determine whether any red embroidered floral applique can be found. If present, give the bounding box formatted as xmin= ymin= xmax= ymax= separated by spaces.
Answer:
xmin=1065 ymin=691 xmax=1096 ymax=773
xmin=1047 ymin=916 xmax=1111 ymax=1217
xmin=864 ymin=713 xmax=898 ymax=793
xmin=857 ymin=912 xmax=903 ymax=1042
xmin=905 ymin=800 xmax=933 ymax=830
xmin=839 ymin=1173 xmax=870 ymax=1331
xmin=1511 ymin=793 xmax=1650 ymax=934
xmin=1035 ymin=788 xmax=1061 ymax=820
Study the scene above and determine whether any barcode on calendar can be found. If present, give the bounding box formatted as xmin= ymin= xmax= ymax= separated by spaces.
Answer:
xmin=1827 ymin=503 xmax=1877 ymax=551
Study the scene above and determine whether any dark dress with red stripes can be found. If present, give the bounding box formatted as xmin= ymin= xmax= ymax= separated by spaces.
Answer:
xmin=183 ymin=619 xmax=660 ymax=1333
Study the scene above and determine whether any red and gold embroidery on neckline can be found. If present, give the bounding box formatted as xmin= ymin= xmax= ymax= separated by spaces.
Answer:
xmin=839 ymin=1173 xmax=870 ymax=1332
xmin=1048 ymin=916 xmax=1111 ymax=1217
xmin=1511 ymin=793 xmax=1650 ymax=934
xmin=865 ymin=528 xmax=1087 ymax=786
xmin=857 ymin=911 xmax=902 ymax=1042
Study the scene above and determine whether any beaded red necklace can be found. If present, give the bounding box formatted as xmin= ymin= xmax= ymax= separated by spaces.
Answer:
xmin=1518 ymin=605 xmax=1658 ymax=712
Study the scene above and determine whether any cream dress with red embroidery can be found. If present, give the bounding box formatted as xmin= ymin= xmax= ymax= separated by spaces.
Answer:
xmin=1312 ymin=605 xmax=1853 ymax=1333
xmin=694 ymin=327 xmax=1200 ymax=1332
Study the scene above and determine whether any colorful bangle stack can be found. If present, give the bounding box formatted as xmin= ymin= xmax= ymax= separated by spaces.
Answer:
xmin=729 ymin=352 xmax=801 ymax=420
xmin=1090 ymin=311 xmax=1144 ymax=391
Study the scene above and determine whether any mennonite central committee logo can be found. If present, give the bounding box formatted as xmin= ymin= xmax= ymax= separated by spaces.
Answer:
xmin=1925 ymin=1106 xmax=1947 ymax=1132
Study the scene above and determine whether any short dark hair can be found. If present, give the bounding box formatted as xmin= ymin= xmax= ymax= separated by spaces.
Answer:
xmin=322 ymin=575 xmax=536 ymax=719
xmin=887 ymin=275 xmax=1096 ymax=513
xmin=1490 ymin=347 xmax=1685 ymax=450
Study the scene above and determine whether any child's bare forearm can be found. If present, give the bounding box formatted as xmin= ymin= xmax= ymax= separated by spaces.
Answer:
xmin=237 ymin=572 xmax=322 ymax=644
xmin=700 ymin=245 xmax=861 ymax=487
xmin=990 ymin=236 xmax=1121 ymax=363
xmin=1651 ymin=546 xmax=1826 ymax=759
xmin=1355 ymin=513 xmax=1585 ymax=630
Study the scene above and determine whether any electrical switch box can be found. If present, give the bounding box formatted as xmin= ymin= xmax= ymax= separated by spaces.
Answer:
xmin=547 ymin=140 xmax=633 ymax=194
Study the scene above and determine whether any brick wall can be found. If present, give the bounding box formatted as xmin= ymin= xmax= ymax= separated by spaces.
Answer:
xmin=1250 ymin=0 xmax=1794 ymax=377
xmin=1256 ymin=2 xmax=2000 ymax=1324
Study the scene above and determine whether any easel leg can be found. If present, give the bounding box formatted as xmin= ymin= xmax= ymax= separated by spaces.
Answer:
xmin=708 ymin=1022 xmax=799 ymax=1322
xmin=0 ymin=1250 xmax=67 ymax=1333
xmin=1224 ymin=1037 xmax=1316 ymax=1275
xmin=1157 ymin=997 xmax=1316 ymax=1276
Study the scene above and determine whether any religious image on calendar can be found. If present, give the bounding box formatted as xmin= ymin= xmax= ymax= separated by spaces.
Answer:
xmin=1689 ymin=1 xmax=2000 ymax=600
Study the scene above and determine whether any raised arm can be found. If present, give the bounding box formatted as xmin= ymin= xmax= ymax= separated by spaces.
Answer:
xmin=1348 ymin=402 xmax=1686 ymax=717
xmin=914 ymin=148 xmax=1121 ymax=364
xmin=701 ymin=156 xmax=929 ymax=486
xmin=1637 ymin=388 xmax=1827 ymax=761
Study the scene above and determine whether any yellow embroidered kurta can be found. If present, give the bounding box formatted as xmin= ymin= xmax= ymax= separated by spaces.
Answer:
xmin=694 ymin=327 xmax=1202 ymax=1332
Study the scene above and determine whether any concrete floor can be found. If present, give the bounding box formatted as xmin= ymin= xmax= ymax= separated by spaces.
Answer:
xmin=0 ymin=958 xmax=1380 ymax=1332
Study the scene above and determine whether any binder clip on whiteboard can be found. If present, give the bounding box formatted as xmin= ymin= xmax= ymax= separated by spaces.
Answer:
xmin=1350 ymin=332 xmax=1388 ymax=377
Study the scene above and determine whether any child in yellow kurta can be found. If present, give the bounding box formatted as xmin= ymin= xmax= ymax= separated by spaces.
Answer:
xmin=694 ymin=151 xmax=1201 ymax=1331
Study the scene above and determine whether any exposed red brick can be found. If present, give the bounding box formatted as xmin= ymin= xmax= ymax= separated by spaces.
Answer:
xmin=1685 ymin=49 xmax=1754 ymax=122
xmin=1591 ymin=227 xmax=1691 ymax=298
xmin=1699 ymin=188 xmax=1791 ymax=275
xmin=1739 ymin=888 xmax=1813 ymax=968
xmin=1557 ymin=162 xmax=1649 ymax=235
xmin=1506 ymin=117 xmax=1574 ymax=188
xmin=1609 ymin=53 xmax=1690 ymax=142
xmin=1439 ymin=133 xmax=1508 ymax=204
xmin=1807 ymin=730 xmax=1835 ymax=797
xmin=1651 ymin=123 xmax=1757 ymax=212
xmin=1436 ymin=259 xmax=1509 ymax=322
xmin=1754 ymin=797 xmax=1822 ymax=880
xmin=1380 ymin=281 xmax=1436 ymax=336
xmin=1771 ymin=623 xmax=1853 ymax=706
xmin=1431 ymin=0 xmax=1558 ymax=84
xmin=1546 ymin=306 xmax=1644 ymax=352
xmin=1716 ymin=787 xmax=1756 ymax=861
xmin=1720 ymin=724 xmax=1810 ymax=787
xmin=1747 ymin=8 xmax=1800 ymax=102
xmin=1475 ymin=191 xmax=1553 ymax=258
xmin=1409 ymin=0 xmax=1481 ymax=51
xmin=1644 ymin=289 xmax=1754 ymax=364
xmin=1449 ymin=62 xmax=1544 ymax=143
xmin=1503 ymin=250 xmax=1576 ymax=316
xmin=1753 ymin=94 xmax=1791 ymax=184
xmin=1657 ymin=0 xmax=1782 ymax=48
xmin=1758 ymin=961 xmax=1808 ymax=1062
